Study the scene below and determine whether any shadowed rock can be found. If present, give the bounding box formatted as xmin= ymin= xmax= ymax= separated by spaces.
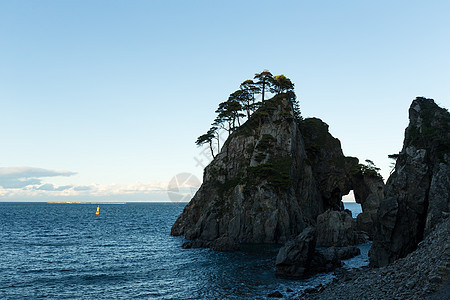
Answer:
xmin=171 ymin=95 xmax=321 ymax=250
xmin=275 ymin=227 xmax=317 ymax=278
xmin=370 ymin=97 xmax=450 ymax=267
xmin=275 ymin=227 xmax=359 ymax=279
xmin=352 ymin=173 xmax=384 ymax=239
xmin=315 ymin=209 xmax=362 ymax=247
xmin=172 ymin=93 xmax=383 ymax=252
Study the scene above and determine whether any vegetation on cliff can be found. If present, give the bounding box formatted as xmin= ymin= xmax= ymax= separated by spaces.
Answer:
xmin=195 ymin=70 xmax=301 ymax=158
xmin=352 ymin=159 xmax=383 ymax=180
xmin=404 ymin=97 xmax=450 ymax=162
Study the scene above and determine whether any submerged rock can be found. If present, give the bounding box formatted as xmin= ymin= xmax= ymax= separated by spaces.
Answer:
xmin=370 ymin=97 xmax=450 ymax=267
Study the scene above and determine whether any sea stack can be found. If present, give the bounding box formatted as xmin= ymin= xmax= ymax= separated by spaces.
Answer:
xmin=171 ymin=94 xmax=375 ymax=251
xmin=171 ymin=94 xmax=321 ymax=250
xmin=370 ymin=97 xmax=450 ymax=267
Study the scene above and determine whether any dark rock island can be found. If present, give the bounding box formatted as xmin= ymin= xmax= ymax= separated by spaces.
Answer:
xmin=171 ymin=72 xmax=449 ymax=298
xmin=172 ymin=95 xmax=379 ymax=252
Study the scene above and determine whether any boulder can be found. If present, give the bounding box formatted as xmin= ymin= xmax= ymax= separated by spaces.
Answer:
xmin=320 ymin=246 xmax=361 ymax=260
xmin=275 ymin=227 xmax=317 ymax=279
xmin=368 ymin=197 xmax=399 ymax=266
xmin=275 ymin=227 xmax=355 ymax=279
xmin=310 ymin=248 xmax=342 ymax=274
xmin=210 ymin=236 xmax=239 ymax=251
xmin=182 ymin=240 xmax=210 ymax=249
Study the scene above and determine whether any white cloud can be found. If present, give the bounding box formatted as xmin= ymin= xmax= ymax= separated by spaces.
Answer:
xmin=35 ymin=184 xmax=73 ymax=191
xmin=73 ymin=185 xmax=92 ymax=191
xmin=0 ymin=167 xmax=201 ymax=202
xmin=0 ymin=180 xmax=198 ymax=202
xmin=0 ymin=167 xmax=76 ymax=189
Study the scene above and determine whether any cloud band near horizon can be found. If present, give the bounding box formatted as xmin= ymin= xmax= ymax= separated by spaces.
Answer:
xmin=0 ymin=166 xmax=77 ymax=189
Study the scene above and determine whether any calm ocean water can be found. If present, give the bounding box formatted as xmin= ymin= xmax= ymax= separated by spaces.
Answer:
xmin=0 ymin=202 xmax=368 ymax=299
xmin=343 ymin=202 xmax=362 ymax=218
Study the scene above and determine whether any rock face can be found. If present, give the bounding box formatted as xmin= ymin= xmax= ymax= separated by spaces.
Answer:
xmin=315 ymin=209 xmax=361 ymax=247
xmin=370 ymin=97 xmax=450 ymax=267
xmin=352 ymin=173 xmax=384 ymax=239
xmin=171 ymin=92 xmax=386 ymax=260
xmin=275 ymin=227 xmax=318 ymax=279
xmin=301 ymin=118 xmax=384 ymax=240
xmin=299 ymin=118 xmax=357 ymax=211
xmin=323 ymin=246 xmax=361 ymax=260
xmin=171 ymin=95 xmax=323 ymax=249
xmin=275 ymin=226 xmax=360 ymax=279
xmin=303 ymin=217 xmax=450 ymax=300
xmin=171 ymin=94 xmax=372 ymax=250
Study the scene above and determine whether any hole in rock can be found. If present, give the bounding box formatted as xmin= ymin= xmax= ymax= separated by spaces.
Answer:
xmin=342 ymin=190 xmax=362 ymax=218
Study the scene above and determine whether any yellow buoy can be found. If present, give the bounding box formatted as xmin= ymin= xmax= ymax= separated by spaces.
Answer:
xmin=96 ymin=205 xmax=100 ymax=215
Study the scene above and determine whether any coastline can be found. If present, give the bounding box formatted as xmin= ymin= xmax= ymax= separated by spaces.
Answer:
xmin=300 ymin=217 xmax=449 ymax=299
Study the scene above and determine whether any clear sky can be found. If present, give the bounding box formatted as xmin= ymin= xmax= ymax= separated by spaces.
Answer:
xmin=1 ymin=0 xmax=449 ymax=202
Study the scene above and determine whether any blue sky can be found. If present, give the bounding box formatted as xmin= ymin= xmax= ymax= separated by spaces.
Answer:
xmin=0 ymin=1 xmax=449 ymax=201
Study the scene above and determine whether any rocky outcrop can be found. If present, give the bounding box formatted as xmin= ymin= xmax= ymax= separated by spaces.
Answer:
xmin=370 ymin=97 xmax=450 ymax=267
xmin=171 ymin=93 xmax=374 ymax=250
xmin=303 ymin=216 xmax=450 ymax=300
xmin=275 ymin=208 xmax=364 ymax=279
xmin=275 ymin=227 xmax=318 ymax=279
xmin=275 ymin=226 xmax=361 ymax=279
xmin=321 ymin=246 xmax=361 ymax=260
xmin=309 ymin=248 xmax=343 ymax=276
xmin=425 ymin=161 xmax=450 ymax=235
xmin=315 ymin=209 xmax=362 ymax=247
xmin=172 ymin=92 xmax=384 ymax=253
xmin=171 ymin=95 xmax=323 ymax=249
xmin=300 ymin=118 xmax=358 ymax=211
xmin=351 ymin=173 xmax=384 ymax=239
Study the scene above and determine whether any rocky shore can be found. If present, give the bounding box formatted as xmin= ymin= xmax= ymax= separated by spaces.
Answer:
xmin=174 ymin=94 xmax=449 ymax=299
xmin=301 ymin=216 xmax=449 ymax=299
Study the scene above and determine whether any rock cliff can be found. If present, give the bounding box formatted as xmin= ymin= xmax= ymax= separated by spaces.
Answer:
xmin=299 ymin=118 xmax=357 ymax=211
xmin=370 ymin=97 xmax=450 ymax=267
xmin=315 ymin=209 xmax=361 ymax=247
xmin=171 ymin=95 xmax=321 ymax=249
xmin=301 ymin=118 xmax=384 ymax=240
xmin=352 ymin=171 xmax=384 ymax=239
xmin=171 ymin=94 xmax=368 ymax=250
xmin=171 ymin=92 xmax=386 ymax=255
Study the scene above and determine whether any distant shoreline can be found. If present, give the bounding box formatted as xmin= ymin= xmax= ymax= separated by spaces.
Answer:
xmin=47 ymin=202 xmax=126 ymax=204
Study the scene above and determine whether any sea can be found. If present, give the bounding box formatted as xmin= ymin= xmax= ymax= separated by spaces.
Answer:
xmin=0 ymin=202 xmax=368 ymax=299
